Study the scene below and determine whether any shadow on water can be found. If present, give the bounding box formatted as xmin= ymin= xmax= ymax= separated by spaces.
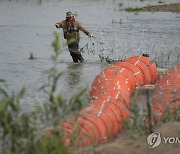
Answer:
xmin=65 ymin=63 xmax=83 ymax=89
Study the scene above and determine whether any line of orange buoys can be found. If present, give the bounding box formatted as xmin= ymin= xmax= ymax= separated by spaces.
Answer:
xmin=61 ymin=55 xmax=158 ymax=147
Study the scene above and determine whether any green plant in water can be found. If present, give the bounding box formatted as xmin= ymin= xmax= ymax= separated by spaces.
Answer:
xmin=118 ymin=2 xmax=123 ymax=7
xmin=29 ymin=52 xmax=34 ymax=59
xmin=119 ymin=19 xmax=123 ymax=24
xmin=135 ymin=11 xmax=138 ymax=15
xmin=158 ymin=1 xmax=164 ymax=4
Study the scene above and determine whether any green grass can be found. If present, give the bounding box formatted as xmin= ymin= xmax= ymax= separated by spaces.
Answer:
xmin=122 ymin=91 xmax=145 ymax=138
xmin=125 ymin=3 xmax=180 ymax=13
xmin=124 ymin=7 xmax=142 ymax=12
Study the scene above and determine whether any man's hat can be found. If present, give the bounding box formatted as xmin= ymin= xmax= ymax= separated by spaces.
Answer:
xmin=66 ymin=11 xmax=74 ymax=18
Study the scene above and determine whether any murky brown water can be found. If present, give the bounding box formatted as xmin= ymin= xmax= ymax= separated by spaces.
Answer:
xmin=0 ymin=0 xmax=179 ymax=109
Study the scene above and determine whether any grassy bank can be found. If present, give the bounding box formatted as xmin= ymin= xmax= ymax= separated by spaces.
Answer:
xmin=125 ymin=3 xmax=180 ymax=13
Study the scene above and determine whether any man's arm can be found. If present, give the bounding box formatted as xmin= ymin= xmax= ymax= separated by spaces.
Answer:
xmin=55 ymin=21 xmax=63 ymax=28
xmin=77 ymin=21 xmax=91 ymax=37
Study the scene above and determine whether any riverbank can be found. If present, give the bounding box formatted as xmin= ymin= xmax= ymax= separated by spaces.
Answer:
xmin=125 ymin=3 xmax=180 ymax=13
xmin=77 ymin=121 xmax=180 ymax=154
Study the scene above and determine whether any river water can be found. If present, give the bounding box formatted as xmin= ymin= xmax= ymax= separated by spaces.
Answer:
xmin=0 ymin=0 xmax=180 ymax=109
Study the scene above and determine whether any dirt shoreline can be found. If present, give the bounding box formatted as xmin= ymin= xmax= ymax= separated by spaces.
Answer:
xmin=77 ymin=121 xmax=180 ymax=154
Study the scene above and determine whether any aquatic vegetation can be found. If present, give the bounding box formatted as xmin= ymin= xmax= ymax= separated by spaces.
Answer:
xmin=112 ymin=19 xmax=123 ymax=24
xmin=158 ymin=1 xmax=165 ymax=4
xmin=125 ymin=7 xmax=142 ymax=12
xmin=29 ymin=52 xmax=34 ymax=59
xmin=118 ymin=2 xmax=123 ymax=7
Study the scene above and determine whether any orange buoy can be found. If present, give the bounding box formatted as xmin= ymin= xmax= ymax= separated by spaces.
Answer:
xmin=151 ymin=64 xmax=180 ymax=121
xmin=88 ymin=103 xmax=120 ymax=135
xmin=81 ymin=114 xmax=108 ymax=143
xmin=93 ymin=66 xmax=136 ymax=93
xmin=81 ymin=107 xmax=113 ymax=136
xmin=90 ymin=89 xmax=131 ymax=106
xmin=128 ymin=56 xmax=158 ymax=84
xmin=113 ymin=61 xmax=144 ymax=86
xmin=91 ymin=75 xmax=132 ymax=95
xmin=63 ymin=117 xmax=99 ymax=144
xmin=124 ymin=58 xmax=152 ymax=84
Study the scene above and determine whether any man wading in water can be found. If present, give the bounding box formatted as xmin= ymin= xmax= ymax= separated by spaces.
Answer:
xmin=55 ymin=11 xmax=92 ymax=63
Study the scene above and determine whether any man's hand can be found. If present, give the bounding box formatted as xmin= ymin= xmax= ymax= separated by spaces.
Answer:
xmin=55 ymin=24 xmax=59 ymax=28
xmin=88 ymin=33 xmax=92 ymax=37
